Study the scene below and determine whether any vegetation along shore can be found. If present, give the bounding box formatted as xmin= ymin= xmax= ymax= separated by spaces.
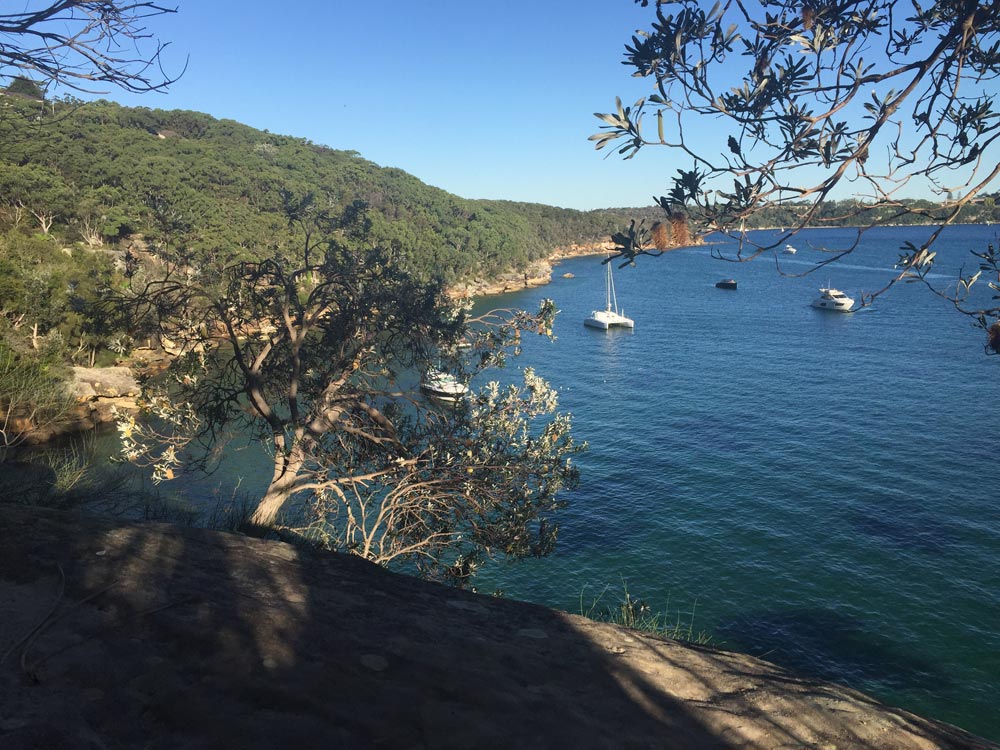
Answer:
xmin=3 ymin=2 xmax=1000 ymax=746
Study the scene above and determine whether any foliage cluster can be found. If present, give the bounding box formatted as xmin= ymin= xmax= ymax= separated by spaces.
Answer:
xmin=0 ymin=222 xmax=127 ymax=448
xmin=592 ymin=0 xmax=1000 ymax=342
xmin=0 ymin=229 xmax=121 ymax=364
xmin=0 ymin=338 xmax=74 ymax=452
xmin=112 ymin=201 xmax=582 ymax=584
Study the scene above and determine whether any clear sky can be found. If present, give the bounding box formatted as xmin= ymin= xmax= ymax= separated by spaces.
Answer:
xmin=75 ymin=1 xmax=669 ymax=211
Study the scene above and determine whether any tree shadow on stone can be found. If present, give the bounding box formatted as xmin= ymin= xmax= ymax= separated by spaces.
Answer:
xmin=0 ymin=507 xmax=992 ymax=749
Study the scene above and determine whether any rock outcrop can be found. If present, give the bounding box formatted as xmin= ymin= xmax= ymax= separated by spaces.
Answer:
xmin=0 ymin=506 xmax=995 ymax=750
xmin=18 ymin=367 xmax=140 ymax=445
xmin=70 ymin=366 xmax=139 ymax=402
xmin=549 ymin=240 xmax=618 ymax=260
xmin=448 ymin=259 xmax=555 ymax=298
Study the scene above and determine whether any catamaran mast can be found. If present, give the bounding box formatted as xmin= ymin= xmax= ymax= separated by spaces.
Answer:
xmin=608 ymin=261 xmax=619 ymax=314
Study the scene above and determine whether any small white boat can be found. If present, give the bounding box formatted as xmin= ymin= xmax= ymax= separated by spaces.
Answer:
xmin=584 ymin=261 xmax=634 ymax=330
xmin=420 ymin=368 xmax=468 ymax=400
xmin=811 ymin=287 xmax=854 ymax=312
xmin=782 ymin=244 xmax=798 ymax=254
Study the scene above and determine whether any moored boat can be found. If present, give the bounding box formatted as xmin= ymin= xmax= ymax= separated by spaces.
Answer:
xmin=585 ymin=261 xmax=634 ymax=330
xmin=811 ymin=287 xmax=854 ymax=312
xmin=420 ymin=368 xmax=468 ymax=400
xmin=715 ymin=279 xmax=738 ymax=290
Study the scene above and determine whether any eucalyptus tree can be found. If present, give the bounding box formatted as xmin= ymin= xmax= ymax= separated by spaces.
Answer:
xmin=115 ymin=196 xmax=580 ymax=584
xmin=593 ymin=0 xmax=1000 ymax=351
xmin=0 ymin=163 xmax=73 ymax=234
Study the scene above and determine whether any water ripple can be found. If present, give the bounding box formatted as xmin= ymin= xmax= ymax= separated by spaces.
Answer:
xmin=475 ymin=225 xmax=1000 ymax=741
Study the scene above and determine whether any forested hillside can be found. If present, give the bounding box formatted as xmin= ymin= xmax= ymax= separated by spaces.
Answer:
xmin=0 ymin=95 xmax=643 ymax=449
xmin=0 ymin=96 xmax=634 ymax=281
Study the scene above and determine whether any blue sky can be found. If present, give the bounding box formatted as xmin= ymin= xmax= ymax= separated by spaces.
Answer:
xmin=69 ymin=2 xmax=997 ymax=211
xmin=82 ymin=1 xmax=667 ymax=211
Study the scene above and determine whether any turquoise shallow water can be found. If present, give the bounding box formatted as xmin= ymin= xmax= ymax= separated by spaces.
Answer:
xmin=469 ymin=225 xmax=999 ymax=740
xmin=71 ymin=224 xmax=998 ymax=739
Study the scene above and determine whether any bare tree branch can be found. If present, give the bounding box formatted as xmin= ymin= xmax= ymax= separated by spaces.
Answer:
xmin=1 ymin=2 xmax=184 ymax=93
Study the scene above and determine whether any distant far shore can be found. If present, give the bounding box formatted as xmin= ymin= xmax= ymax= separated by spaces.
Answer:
xmin=453 ymin=218 xmax=998 ymax=299
xmin=451 ymin=238 xmax=704 ymax=298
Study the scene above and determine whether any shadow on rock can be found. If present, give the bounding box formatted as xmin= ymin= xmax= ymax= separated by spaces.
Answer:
xmin=1 ymin=506 xmax=994 ymax=750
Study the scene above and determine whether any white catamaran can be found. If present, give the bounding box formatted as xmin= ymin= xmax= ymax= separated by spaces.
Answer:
xmin=584 ymin=260 xmax=634 ymax=330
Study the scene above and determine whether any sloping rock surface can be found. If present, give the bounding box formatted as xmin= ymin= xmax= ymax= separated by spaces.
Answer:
xmin=70 ymin=368 xmax=139 ymax=400
xmin=0 ymin=506 xmax=995 ymax=750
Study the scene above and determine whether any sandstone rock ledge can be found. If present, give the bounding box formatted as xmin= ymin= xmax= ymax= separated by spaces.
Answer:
xmin=18 ymin=368 xmax=141 ymax=445
xmin=448 ymin=260 xmax=555 ymax=298
xmin=0 ymin=506 xmax=995 ymax=750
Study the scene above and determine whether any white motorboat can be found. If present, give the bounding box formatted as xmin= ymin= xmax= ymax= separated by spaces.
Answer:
xmin=811 ymin=287 xmax=854 ymax=312
xmin=420 ymin=368 xmax=468 ymax=400
xmin=782 ymin=244 xmax=798 ymax=254
xmin=584 ymin=261 xmax=634 ymax=330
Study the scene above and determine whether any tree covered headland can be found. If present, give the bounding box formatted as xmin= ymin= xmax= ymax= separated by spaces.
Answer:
xmin=0 ymin=95 xmax=629 ymax=283
xmin=0 ymin=92 xmax=631 ymax=445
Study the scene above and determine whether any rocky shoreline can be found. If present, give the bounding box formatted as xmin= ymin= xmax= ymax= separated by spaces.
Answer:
xmin=15 ymin=367 xmax=141 ymax=446
xmin=1 ymin=505 xmax=995 ymax=750
xmin=448 ymin=240 xmax=618 ymax=297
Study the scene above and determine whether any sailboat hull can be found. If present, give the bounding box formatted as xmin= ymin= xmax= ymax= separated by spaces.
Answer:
xmin=584 ymin=310 xmax=634 ymax=329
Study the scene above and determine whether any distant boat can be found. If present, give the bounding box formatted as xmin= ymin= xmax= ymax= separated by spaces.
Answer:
xmin=811 ymin=287 xmax=854 ymax=312
xmin=782 ymin=244 xmax=798 ymax=254
xmin=715 ymin=279 xmax=738 ymax=290
xmin=420 ymin=368 xmax=468 ymax=401
xmin=584 ymin=261 xmax=634 ymax=330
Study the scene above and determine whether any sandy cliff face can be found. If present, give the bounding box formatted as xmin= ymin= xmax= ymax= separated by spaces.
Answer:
xmin=549 ymin=240 xmax=619 ymax=261
xmin=1 ymin=506 xmax=995 ymax=750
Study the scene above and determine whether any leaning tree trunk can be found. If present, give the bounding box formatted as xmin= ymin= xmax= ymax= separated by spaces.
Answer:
xmin=249 ymin=445 xmax=304 ymax=527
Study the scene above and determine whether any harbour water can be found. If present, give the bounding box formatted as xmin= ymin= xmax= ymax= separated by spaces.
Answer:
xmin=470 ymin=224 xmax=999 ymax=740
xmin=72 ymin=224 xmax=1000 ymax=739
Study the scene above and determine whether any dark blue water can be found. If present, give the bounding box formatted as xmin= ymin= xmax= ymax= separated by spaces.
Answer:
xmin=469 ymin=225 xmax=1000 ymax=740
xmin=81 ymin=224 xmax=998 ymax=738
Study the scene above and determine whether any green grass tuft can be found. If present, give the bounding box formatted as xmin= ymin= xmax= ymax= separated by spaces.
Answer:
xmin=580 ymin=578 xmax=713 ymax=645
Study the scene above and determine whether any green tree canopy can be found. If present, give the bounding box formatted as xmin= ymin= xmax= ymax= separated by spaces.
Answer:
xmin=114 ymin=200 xmax=581 ymax=584
xmin=4 ymin=76 xmax=43 ymax=99
xmin=0 ymin=95 xmax=635 ymax=282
